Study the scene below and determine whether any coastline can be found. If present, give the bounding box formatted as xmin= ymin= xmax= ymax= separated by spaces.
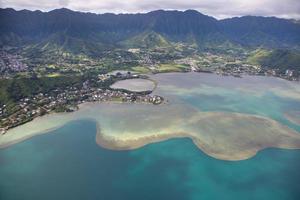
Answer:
xmin=1 ymin=72 xmax=299 ymax=134
xmin=0 ymin=76 xmax=164 ymax=135
xmin=0 ymin=124 xmax=62 ymax=149
xmin=0 ymin=112 xmax=73 ymax=149
xmin=2 ymin=105 xmax=300 ymax=160
xmin=110 ymin=78 xmax=157 ymax=92
xmin=1 ymin=72 xmax=300 ymax=161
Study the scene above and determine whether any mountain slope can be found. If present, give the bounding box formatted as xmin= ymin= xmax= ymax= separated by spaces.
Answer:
xmin=247 ymin=49 xmax=300 ymax=71
xmin=220 ymin=16 xmax=300 ymax=48
xmin=1 ymin=8 xmax=300 ymax=52
xmin=119 ymin=31 xmax=172 ymax=49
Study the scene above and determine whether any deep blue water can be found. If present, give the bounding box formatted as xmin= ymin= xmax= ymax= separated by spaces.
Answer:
xmin=1 ymin=120 xmax=300 ymax=200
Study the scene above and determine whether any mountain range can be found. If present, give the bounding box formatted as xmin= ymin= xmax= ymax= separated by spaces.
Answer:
xmin=1 ymin=8 xmax=300 ymax=53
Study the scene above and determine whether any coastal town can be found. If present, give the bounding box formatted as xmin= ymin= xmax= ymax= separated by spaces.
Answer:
xmin=0 ymin=72 xmax=164 ymax=135
xmin=0 ymin=50 xmax=28 ymax=75
xmin=0 ymin=45 xmax=299 ymax=134
xmin=1 ymin=46 xmax=299 ymax=81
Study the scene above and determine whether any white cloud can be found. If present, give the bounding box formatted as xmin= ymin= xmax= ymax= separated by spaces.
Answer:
xmin=58 ymin=0 xmax=69 ymax=7
xmin=1 ymin=0 xmax=300 ymax=19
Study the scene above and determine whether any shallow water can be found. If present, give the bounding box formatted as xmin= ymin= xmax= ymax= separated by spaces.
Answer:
xmin=110 ymin=78 xmax=155 ymax=92
xmin=1 ymin=72 xmax=300 ymax=199
xmin=0 ymin=120 xmax=300 ymax=200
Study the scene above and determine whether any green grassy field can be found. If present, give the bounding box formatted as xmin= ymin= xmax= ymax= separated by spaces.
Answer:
xmin=131 ymin=66 xmax=152 ymax=74
xmin=156 ymin=64 xmax=190 ymax=73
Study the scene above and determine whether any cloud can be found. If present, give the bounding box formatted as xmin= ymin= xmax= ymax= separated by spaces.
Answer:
xmin=1 ymin=0 xmax=300 ymax=19
xmin=58 ymin=0 xmax=69 ymax=7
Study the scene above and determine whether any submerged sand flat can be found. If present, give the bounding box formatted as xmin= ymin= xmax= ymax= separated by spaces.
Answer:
xmin=1 ymin=102 xmax=300 ymax=161
xmin=94 ymin=104 xmax=300 ymax=160
xmin=285 ymin=111 xmax=300 ymax=126
xmin=1 ymin=72 xmax=300 ymax=161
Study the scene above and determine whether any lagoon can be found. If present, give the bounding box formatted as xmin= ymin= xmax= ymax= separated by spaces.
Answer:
xmin=110 ymin=78 xmax=156 ymax=92
xmin=0 ymin=72 xmax=300 ymax=199
xmin=1 ymin=72 xmax=300 ymax=160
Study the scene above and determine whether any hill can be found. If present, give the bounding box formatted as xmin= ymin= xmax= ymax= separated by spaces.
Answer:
xmin=247 ymin=49 xmax=300 ymax=71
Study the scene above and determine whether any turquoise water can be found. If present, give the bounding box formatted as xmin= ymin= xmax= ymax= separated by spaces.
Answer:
xmin=1 ymin=73 xmax=300 ymax=199
xmin=1 ymin=120 xmax=300 ymax=200
xmin=183 ymin=92 xmax=300 ymax=131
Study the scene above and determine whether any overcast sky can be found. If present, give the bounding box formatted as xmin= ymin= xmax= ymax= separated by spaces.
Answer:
xmin=1 ymin=0 xmax=300 ymax=19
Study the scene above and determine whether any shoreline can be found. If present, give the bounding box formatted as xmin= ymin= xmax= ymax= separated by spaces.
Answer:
xmin=1 ymin=72 xmax=300 ymax=161
xmin=0 ymin=111 xmax=74 ymax=149
xmin=0 ymin=124 xmax=62 ymax=149
xmin=110 ymin=78 xmax=158 ymax=92
xmin=0 ymin=81 xmax=164 ymax=135
xmin=1 ymin=72 xmax=299 ymax=134
xmin=1 ymin=107 xmax=300 ymax=161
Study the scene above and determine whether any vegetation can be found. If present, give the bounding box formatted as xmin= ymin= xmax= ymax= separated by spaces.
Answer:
xmin=155 ymin=64 xmax=190 ymax=73
xmin=1 ymin=8 xmax=300 ymax=54
xmin=0 ymin=76 xmax=84 ymax=106
xmin=120 ymin=31 xmax=171 ymax=49
xmin=2 ymin=8 xmax=300 ymax=132
xmin=247 ymin=49 xmax=300 ymax=71
xmin=131 ymin=66 xmax=152 ymax=74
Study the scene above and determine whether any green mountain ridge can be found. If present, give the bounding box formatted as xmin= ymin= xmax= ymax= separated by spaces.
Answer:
xmin=248 ymin=49 xmax=300 ymax=71
xmin=1 ymin=8 xmax=300 ymax=50
xmin=119 ymin=31 xmax=172 ymax=49
xmin=1 ymin=8 xmax=300 ymax=75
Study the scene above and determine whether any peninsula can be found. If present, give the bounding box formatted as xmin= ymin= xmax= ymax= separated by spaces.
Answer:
xmin=0 ymin=71 xmax=164 ymax=134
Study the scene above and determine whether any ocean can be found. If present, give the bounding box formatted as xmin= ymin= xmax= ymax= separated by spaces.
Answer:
xmin=1 ymin=72 xmax=300 ymax=199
